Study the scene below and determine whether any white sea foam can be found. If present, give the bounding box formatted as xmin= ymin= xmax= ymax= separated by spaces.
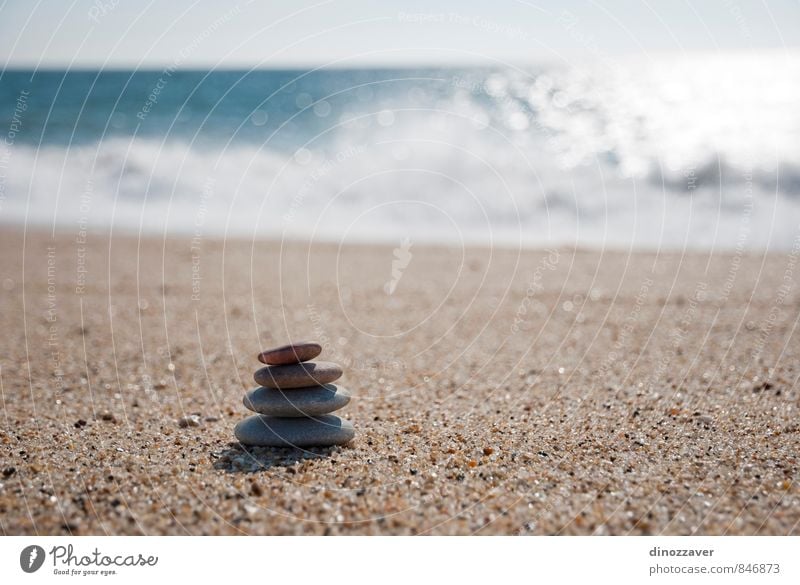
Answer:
xmin=3 ymin=133 xmax=798 ymax=250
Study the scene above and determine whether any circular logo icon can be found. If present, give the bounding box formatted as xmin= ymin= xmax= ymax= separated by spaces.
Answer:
xmin=20 ymin=545 xmax=45 ymax=573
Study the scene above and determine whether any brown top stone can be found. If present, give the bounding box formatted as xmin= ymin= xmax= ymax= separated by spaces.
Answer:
xmin=257 ymin=341 xmax=322 ymax=365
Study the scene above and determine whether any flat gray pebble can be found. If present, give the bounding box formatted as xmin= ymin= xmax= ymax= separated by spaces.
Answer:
xmin=253 ymin=361 xmax=343 ymax=388
xmin=243 ymin=384 xmax=351 ymax=417
xmin=234 ymin=414 xmax=355 ymax=447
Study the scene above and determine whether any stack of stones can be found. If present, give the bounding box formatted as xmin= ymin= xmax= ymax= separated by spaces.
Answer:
xmin=234 ymin=341 xmax=355 ymax=447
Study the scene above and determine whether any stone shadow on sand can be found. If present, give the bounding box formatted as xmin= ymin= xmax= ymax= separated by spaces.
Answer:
xmin=212 ymin=442 xmax=336 ymax=473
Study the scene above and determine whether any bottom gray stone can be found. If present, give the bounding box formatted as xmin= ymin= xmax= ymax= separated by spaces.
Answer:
xmin=234 ymin=414 xmax=355 ymax=447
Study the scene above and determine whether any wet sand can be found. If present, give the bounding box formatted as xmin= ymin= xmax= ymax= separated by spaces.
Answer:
xmin=0 ymin=227 xmax=798 ymax=535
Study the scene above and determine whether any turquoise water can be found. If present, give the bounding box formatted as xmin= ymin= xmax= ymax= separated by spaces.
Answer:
xmin=0 ymin=68 xmax=465 ymax=147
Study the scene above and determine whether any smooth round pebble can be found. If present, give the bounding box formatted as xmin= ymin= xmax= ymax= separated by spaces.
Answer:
xmin=257 ymin=341 xmax=322 ymax=365
xmin=243 ymin=384 xmax=351 ymax=417
xmin=234 ymin=414 xmax=355 ymax=447
xmin=254 ymin=361 xmax=342 ymax=388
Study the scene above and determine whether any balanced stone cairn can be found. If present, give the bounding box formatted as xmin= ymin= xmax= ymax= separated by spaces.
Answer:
xmin=234 ymin=341 xmax=355 ymax=448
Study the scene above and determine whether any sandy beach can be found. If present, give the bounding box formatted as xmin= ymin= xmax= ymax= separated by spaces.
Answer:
xmin=1 ymin=226 xmax=798 ymax=535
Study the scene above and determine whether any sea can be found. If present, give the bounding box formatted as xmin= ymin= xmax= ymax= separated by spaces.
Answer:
xmin=1 ymin=50 xmax=799 ymax=249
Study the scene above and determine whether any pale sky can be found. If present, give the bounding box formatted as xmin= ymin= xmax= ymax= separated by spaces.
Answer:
xmin=1 ymin=0 xmax=798 ymax=69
